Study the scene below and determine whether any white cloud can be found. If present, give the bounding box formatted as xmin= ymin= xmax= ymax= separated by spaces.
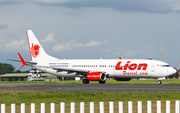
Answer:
xmin=52 ymin=39 xmax=106 ymax=52
xmin=72 ymin=40 xmax=102 ymax=47
xmin=86 ymin=41 xmax=100 ymax=47
xmin=5 ymin=39 xmax=27 ymax=51
xmin=52 ymin=43 xmax=71 ymax=52
xmin=41 ymin=33 xmax=55 ymax=43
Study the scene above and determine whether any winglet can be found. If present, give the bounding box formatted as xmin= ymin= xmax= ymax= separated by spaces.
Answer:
xmin=17 ymin=53 xmax=27 ymax=70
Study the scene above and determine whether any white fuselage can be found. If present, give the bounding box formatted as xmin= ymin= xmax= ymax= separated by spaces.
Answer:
xmin=34 ymin=59 xmax=176 ymax=79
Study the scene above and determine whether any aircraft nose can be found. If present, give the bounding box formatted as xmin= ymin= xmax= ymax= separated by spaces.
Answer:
xmin=170 ymin=67 xmax=177 ymax=75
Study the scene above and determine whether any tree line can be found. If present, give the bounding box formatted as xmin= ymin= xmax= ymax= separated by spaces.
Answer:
xmin=0 ymin=63 xmax=29 ymax=75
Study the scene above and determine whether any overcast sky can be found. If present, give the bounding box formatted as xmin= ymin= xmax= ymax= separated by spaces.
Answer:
xmin=1 ymin=0 xmax=180 ymax=71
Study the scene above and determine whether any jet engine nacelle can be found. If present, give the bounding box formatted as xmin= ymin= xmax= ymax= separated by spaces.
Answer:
xmin=87 ymin=72 xmax=106 ymax=81
xmin=115 ymin=78 xmax=131 ymax=81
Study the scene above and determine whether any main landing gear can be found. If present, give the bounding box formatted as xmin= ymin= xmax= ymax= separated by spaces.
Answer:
xmin=99 ymin=81 xmax=106 ymax=84
xmin=157 ymin=80 xmax=162 ymax=85
xmin=82 ymin=78 xmax=89 ymax=84
xmin=82 ymin=78 xmax=106 ymax=84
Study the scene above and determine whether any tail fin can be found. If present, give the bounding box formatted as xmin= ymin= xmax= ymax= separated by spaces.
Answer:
xmin=26 ymin=30 xmax=58 ymax=62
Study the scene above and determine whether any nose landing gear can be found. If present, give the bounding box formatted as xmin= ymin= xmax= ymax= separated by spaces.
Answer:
xmin=157 ymin=80 xmax=162 ymax=85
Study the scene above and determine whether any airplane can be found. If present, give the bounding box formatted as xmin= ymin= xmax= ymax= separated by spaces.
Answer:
xmin=7 ymin=30 xmax=177 ymax=84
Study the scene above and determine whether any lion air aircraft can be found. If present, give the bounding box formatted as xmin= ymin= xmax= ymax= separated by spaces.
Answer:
xmin=7 ymin=30 xmax=177 ymax=84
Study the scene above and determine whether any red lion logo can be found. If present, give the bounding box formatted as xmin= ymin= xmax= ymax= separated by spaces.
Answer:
xmin=31 ymin=43 xmax=40 ymax=58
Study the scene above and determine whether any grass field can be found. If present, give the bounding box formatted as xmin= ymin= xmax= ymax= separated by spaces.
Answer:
xmin=0 ymin=79 xmax=180 ymax=112
xmin=1 ymin=91 xmax=180 ymax=104
xmin=0 ymin=91 xmax=180 ymax=112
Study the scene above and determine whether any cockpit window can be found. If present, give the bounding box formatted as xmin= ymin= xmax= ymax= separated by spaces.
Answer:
xmin=161 ymin=65 xmax=170 ymax=67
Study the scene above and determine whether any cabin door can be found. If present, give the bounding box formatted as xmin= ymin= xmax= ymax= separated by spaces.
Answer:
xmin=151 ymin=62 xmax=155 ymax=72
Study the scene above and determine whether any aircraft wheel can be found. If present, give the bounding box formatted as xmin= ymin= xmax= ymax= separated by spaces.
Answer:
xmin=82 ymin=79 xmax=89 ymax=84
xmin=99 ymin=80 xmax=105 ymax=84
xmin=157 ymin=80 xmax=161 ymax=85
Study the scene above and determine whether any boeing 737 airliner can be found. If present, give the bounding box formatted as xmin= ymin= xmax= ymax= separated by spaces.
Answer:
xmin=8 ymin=30 xmax=177 ymax=84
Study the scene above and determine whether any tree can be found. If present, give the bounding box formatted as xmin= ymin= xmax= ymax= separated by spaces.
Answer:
xmin=0 ymin=63 xmax=15 ymax=75
xmin=14 ymin=70 xmax=22 ymax=73
xmin=14 ymin=70 xmax=30 ymax=73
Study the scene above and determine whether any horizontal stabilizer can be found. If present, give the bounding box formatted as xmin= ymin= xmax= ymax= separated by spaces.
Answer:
xmin=6 ymin=59 xmax=37 ymax=64
xmin=6 ymin=53 xmax=37 ymax=70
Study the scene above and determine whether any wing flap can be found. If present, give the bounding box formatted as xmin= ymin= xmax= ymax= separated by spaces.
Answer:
xmin=34 ymin=65 xmax=89 ymax=75
xmin=52 ymin=67 xmax=89 ymax=75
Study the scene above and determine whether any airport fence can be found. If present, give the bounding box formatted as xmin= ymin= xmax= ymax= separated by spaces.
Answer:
xmin=1 ymin=100 xmax=180 ymax=113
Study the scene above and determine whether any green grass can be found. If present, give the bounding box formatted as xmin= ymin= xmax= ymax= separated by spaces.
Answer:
xmin=0 ymin=90 xmax=180 ymax=113
xmin=1 ymin=79 xmax=180 ymax=84
xmin=0 ymin=79 xmax=180 ymax=112
xmin=0 ymin=90 xmax=180 ymax=105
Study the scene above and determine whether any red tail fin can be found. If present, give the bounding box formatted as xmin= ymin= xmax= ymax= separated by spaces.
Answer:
xmin=18 ymin=53 xmax=27 ymax=70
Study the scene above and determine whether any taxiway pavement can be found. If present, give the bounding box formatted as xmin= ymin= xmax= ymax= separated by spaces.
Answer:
xmin=0 ymin=83 xmax=179 ymax=93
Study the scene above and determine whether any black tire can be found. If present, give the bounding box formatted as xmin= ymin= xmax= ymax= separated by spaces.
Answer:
xmin=82 ymin=79 xmax=89 ymax=84
xmin=157 ymin=80 xmax=161 ymax=85
xmin=99 ymin=80 xmax=105 ymax=84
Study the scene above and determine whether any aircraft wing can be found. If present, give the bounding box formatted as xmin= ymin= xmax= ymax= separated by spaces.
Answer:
xmin=34 ymin=65 xmax=96 ymax=75
xmin=53 ymin=67 xmax=90 ymax=75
